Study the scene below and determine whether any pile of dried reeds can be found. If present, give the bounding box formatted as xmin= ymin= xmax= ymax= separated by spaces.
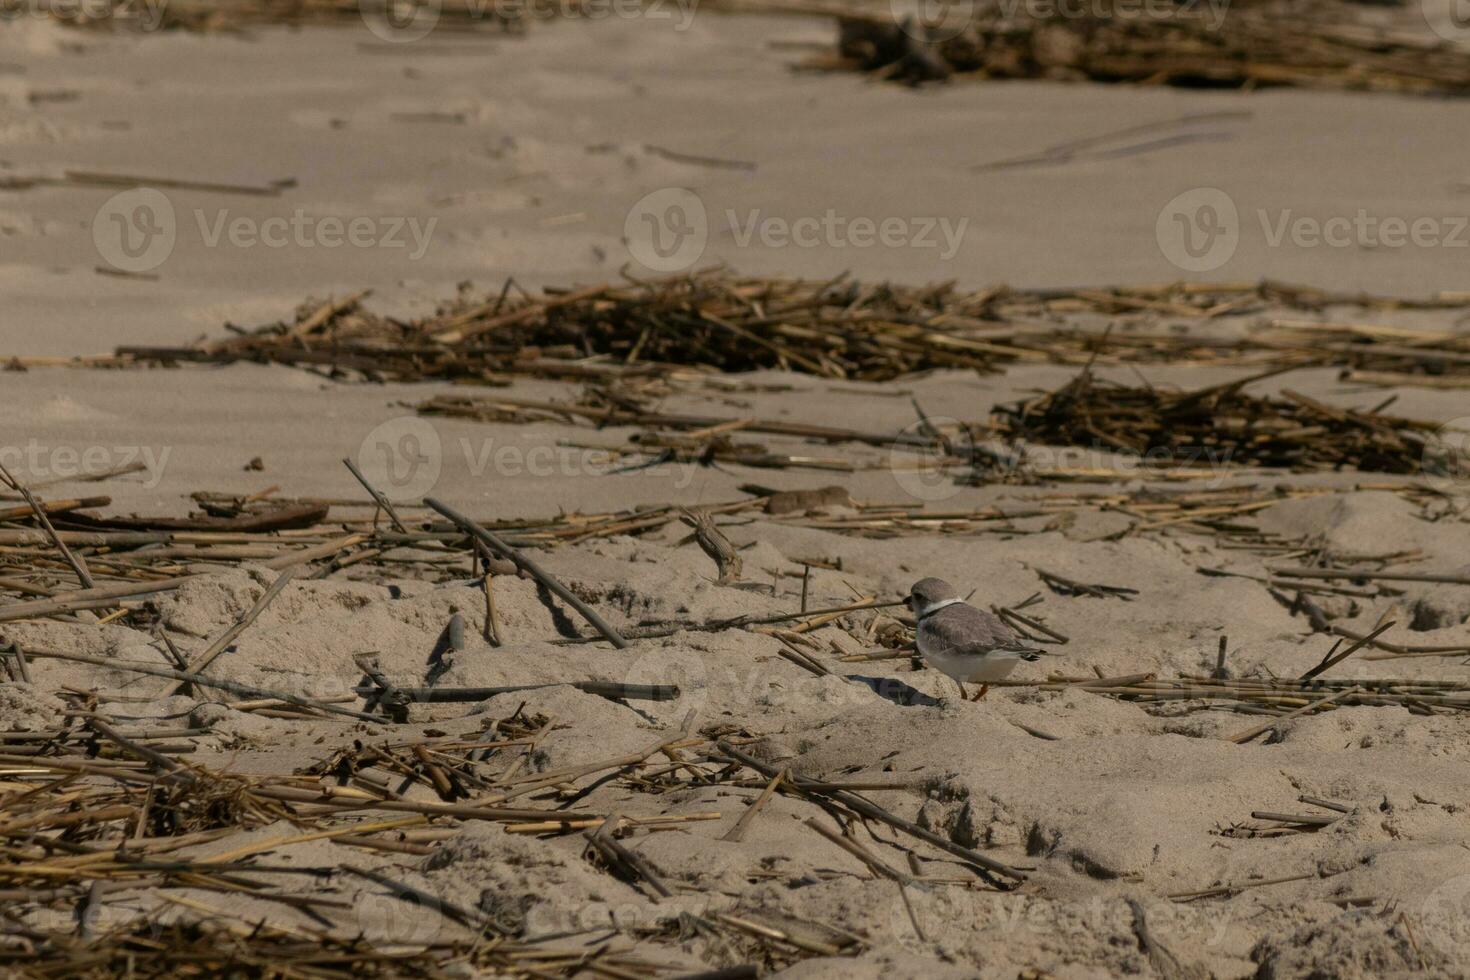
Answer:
xmin=109 ymin=274 xmax=1049 ymax=381
xmin=1252 ymin=317 xmax=1470 ymax=389
xmin=819 ymin=0 xmax=1470 ymax=94
xmin=21 ymin=271 xmax=1465 ymax=385
xmin=995 ymin=366 xmax=1444 ymax=474
xmin=0 ymin=719 xmax=725 ymax=978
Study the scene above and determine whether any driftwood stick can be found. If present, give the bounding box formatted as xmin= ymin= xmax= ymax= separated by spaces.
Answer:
xmin=804 ymin=816 xmax=909 ymax=881
xmin=1299 ymin=795 xmax=1351 ymax=813
xmin=0 ymin=530 xmax=172 ymax=547
xmin=153 ymin=628 xmax=191 ymax=671
xmin=253 ymin=785 xmax=561 ymax=821
xmin=0 ymin=576 xmax=192 ymax=623
xmin=0 ymin=461 xmax=95 ymax=590
xmin=498 ymin=730 xmax=699 ymax=802
xmin=343 ymin=864 xmax=504 ymax=937
xmin=554 ymin=597 xmax=907 ymax=644
xmin=585 ymin=813 xmax=673 ymax=899
xmin=5 ymin=641 xmax=30 ymax=684
xmin=505 ymin=812 xmax=721 ymax=834
xmin=0 ymin=494 xmax=111 ymax=522
xmin=1226 ymin=686 xmax=1362 ymax=744
xmin=722 ymin=767 xmax=785 ymax=843
xmin=1272 ymin=567 xmax=1470 ymax=587
xmin=426 ymin=497 xmax=629 ymax=648
xmin=86 ymin=717 xmax=189 ymax=777
xmin=342 ymin=457 xmax=409 ymax=533
xmin=1 ymin=647 xmax=379 ymax=722
xmin=716 ymin=740 xmax=1026 ymax=882
xmin=0 ymin=536 xmax=360 ymax=624
xmin=995 ymin=604 xmax=1068 ymax=644
xmin=173 ymin=568 xmax=298 ymax=697
xmin=1252 ymin=810 xmax=1340 ymax=827
xmin=355 ymin=681 xmax=678 ymax=705
xmin=353 ymin=653 xmax=409 ymax=723
xmin=1300 ymin=621 xmax=1394 ymax=681
xmin=1169 ymin=871 xmax=1320 ymax=902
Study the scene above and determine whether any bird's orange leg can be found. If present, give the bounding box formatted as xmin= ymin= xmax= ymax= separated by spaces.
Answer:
xmin=968 ymin=684 xmax=990 ymax=702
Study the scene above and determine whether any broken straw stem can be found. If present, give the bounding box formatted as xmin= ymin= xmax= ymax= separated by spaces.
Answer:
xmin=342 ymin=457 xmax=409 ymax=533
xmin=425 ymin=497 xmax=630 ymax=648
xmin=1 ymin=647 xmax=379 ymax=722
xmin=352 ymin=681 xmax=678 ymax=703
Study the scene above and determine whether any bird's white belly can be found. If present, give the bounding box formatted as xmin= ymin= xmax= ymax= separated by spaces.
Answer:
xmin=922 ymin=647 xmax=1022 ymax=683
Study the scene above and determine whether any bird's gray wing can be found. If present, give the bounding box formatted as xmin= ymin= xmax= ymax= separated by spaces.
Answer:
xmin=924 ymin=604 xmax=1039 ymax=656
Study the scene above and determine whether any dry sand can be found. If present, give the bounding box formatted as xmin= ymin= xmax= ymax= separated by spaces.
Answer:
xmin=3 ymin=10 xmax=1470 ymax=980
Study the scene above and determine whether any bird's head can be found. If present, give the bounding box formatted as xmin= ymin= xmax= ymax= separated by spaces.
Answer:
xmin=908 ymin=577 xmax=958 ymax=617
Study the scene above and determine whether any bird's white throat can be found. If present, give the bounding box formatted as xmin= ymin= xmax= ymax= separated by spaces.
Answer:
xmin=915 ymin=597 xmax=964 ymax=621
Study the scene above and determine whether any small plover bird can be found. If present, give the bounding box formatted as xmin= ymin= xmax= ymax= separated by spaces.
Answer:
xmin=908 ymin=577 xmax=1043 ymax=701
